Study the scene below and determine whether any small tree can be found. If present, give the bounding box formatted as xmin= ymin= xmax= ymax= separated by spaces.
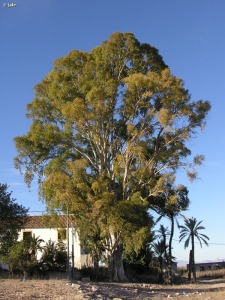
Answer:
xmin=7 ymin=236 xmax=43 ymax=280
xmin=179 ymin=217 xmax=209 ymax=282
xmin=155 ymin=225 xmax=170 ymax=272
xmin=0 ymin=183 xmax=28 ymax=259
xmin=151 ymin=240 xmax=169 ymax=283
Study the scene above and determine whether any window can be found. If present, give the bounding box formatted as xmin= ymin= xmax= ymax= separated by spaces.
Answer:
xmin=215 ymin=265 xmax=220 ymax=269
xmin=80 ymin=246 xmax=90 ymax=254
xmin=57 ymin=229 xmax=67 ymax=241
xmin=22 ymin=231 xmax=32 ymax=241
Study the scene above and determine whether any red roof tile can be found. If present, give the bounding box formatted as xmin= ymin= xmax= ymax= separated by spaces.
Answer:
xmin=23 ymin=215 xmax=74 ymax=229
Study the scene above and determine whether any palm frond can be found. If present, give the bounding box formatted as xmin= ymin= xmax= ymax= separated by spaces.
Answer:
xmin=179 ymin=217 xmax=209 ymax=250
xmin=184 ymin=238 xmax=190 ymax=249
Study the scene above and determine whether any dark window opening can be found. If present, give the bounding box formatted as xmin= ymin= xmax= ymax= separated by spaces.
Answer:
xmin=22 ymin=231 xmax=32 ymax=241
xmin=57 ymin=229 xmax=67 ymax=241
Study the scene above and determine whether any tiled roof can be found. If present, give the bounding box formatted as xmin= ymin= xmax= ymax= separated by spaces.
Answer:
xmin=23 ymin=215 xmax=74 ymax=229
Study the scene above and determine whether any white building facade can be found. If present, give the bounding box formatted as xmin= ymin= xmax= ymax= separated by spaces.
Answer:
xmin=18 ymin=215 xmax=92 ymax=269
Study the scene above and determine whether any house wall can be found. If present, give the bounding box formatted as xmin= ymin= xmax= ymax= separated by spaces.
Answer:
xmin=187 ymin=262 xmax=225 ymax=272
xmin=80 ymin=253 xmax=93 ymax=267
xmin=19 ymin=228 xmax=84 ymax=268
xmin=199 ymin=262 xmax=225 ymax=272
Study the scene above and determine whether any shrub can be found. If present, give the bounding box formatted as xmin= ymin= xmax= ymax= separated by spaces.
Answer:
xmin=39 ymin=240 xmax=67 ymax=273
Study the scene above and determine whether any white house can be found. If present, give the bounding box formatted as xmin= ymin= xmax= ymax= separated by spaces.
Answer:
xmin=18 ymin=215 xmax=92 ymax=269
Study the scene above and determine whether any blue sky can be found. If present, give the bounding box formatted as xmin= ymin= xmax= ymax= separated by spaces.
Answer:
xmin=1 ymin=0 xmax=225 ymax=264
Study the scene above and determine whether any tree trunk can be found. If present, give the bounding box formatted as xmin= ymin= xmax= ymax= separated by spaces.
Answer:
xmin=188 ymin=249 xmax=192 ymax=281
xmin=23 ymin=270 xmax=27 ymax=281
xmin=93 ymin=253 xmax=100 ymax=280
xmin=168 ymin=215 xmax=174 ymax=284
xmin=158 ymin=258 xmax=164 ymax=283
xmin=192 ymin=235 xmax=196 ymax=282
xmin=108 ymin=244 xmax=127 ymax=282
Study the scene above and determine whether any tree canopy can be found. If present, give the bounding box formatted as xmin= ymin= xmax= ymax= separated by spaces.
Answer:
xmin=14 ymin=32 xmax=211 ymax=281
xmin=0 ymin=183 xmax=28 ymax=258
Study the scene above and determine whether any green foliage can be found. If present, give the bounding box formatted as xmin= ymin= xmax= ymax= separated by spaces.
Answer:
xmin=150 ymin=225 xmax=170 ymax=282
xmin=151 ymin=240 xmax=168 ymax=263
xmin=111 ymin=199 xmax=152 ymax=255
xmin=151 ymin=183 xmax=190 ymax=283
xmin=7 ymin=236 xmax=43 ymax=278
xmin=123 ymin=232 xmax=154 ymax=274
xmin=7 ymin=241 xmax=36 ymax=274
xmin=14 ymin=32 xmax=211 ymax=280
xmin=7 ymin=237 xmax=67 ymax=278
xmin=79 ymin=266 xmax=109 ymax=281
xmin=179 ymin=217 xmax=209 ymax=249
xmin=179 ymin=217 xmax=209 ymax=281
xmin=151 ymin=181 xmax=190 ymax=216
xmin=39 ymin=240 xmax=67 ymax=272
xmin=154 ymin=225 xmax=169 ymax=261
xmin=0 ymin=183 xmax=28 ymax=258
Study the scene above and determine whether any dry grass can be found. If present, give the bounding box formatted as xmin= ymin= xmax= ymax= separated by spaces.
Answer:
xmin=196 ymin=268 xmax=225 ymax=279
xmin=178 ymin=267 xmax=225 ymax=280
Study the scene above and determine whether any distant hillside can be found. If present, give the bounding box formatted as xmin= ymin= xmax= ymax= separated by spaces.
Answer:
xmin=176 ymin=258 xmax=225 ymax=267
xmin=176 ymin=260 xmax=188 ymax=267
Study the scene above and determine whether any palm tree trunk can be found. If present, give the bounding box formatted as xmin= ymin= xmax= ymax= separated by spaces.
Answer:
xmin=158 ymin=257 xmax=164 ymax=283
xmin=188 ymin=249 xmax=192 ymax=281
xmin=168 ymin=215 xmax=174 ymax=283
xmin=192 ymin=235 xmax=196 ymax=282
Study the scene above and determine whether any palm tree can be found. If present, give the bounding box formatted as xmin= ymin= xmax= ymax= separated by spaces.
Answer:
xmin=179 ymin=217 xmax=209 ymax=281
xmin=151 ymin=240 xmax=169 ymax=283
xmin=156 ymin=225 xmax=170 ymax=267
xmin=152 ymin=184 xmax=189 ymax=283
xmin=26 ymin=235 xmax=44 ymax=257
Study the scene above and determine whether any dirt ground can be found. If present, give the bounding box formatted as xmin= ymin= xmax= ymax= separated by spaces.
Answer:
xmin=1 ymin=278 xmax=225 ymax=299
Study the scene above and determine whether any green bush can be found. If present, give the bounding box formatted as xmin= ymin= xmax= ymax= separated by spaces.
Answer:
xmin=39 ymin=240 xmax=67 ymax=273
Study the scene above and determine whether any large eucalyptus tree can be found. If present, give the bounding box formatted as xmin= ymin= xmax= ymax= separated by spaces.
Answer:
xmin=14 ymin=32 xmax=210 ymax=281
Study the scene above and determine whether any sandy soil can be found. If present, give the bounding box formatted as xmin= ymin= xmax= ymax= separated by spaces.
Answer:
xmin=0 ymin=278 xmax=225 ymax=299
